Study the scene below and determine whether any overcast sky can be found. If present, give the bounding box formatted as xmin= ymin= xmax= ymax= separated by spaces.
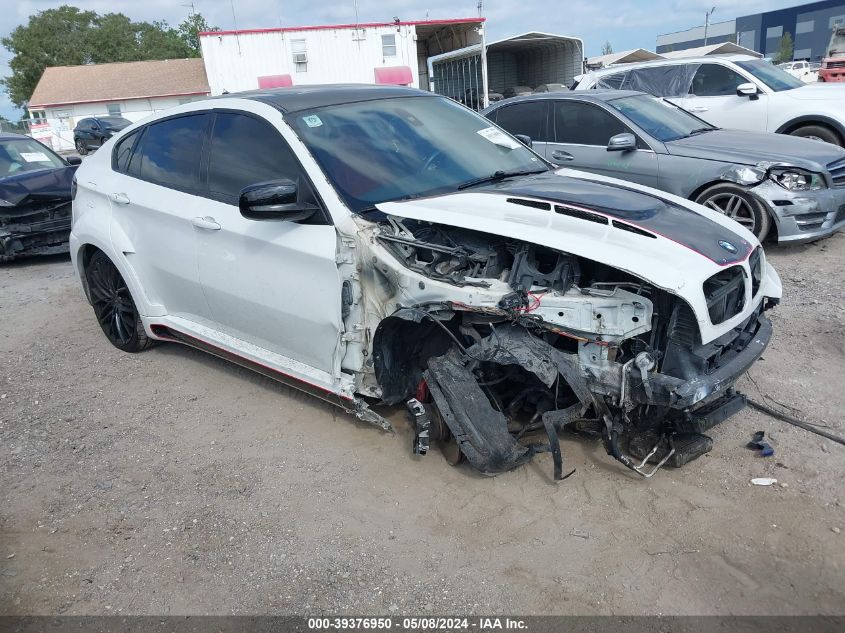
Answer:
xmin=0 ymin=0 xmax=803 ymax=119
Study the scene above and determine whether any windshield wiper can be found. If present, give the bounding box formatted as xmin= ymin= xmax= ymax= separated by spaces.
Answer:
xmin=456 ymin=168 xmax=548 ymax=190
xmin=686 ymin=127 xmax=715 ymax=137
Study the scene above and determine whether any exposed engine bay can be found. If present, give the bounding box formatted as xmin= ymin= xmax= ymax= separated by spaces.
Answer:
xmin=0 ymin=199 xmax=72 ymax=261
xmin=370 ymin=216 xmax=774 ymax=480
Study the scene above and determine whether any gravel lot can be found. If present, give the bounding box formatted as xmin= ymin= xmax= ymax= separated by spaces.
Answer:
xmin=1 ymin=233 xmax=843 ymax=616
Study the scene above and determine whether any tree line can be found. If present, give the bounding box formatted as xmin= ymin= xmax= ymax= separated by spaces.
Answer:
xmin=1 ymin=5 xmax=218 ymax=109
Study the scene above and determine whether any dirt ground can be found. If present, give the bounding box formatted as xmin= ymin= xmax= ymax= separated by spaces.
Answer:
xmin=1 ymin=233 xmax=843 ymax=616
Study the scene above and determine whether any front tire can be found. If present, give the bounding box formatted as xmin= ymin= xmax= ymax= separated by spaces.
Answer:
xmin=789 ymin=124 xmax=842 ymax=146
xmin=74 ymin=138 xmax=88 ymax=156
xmin=85 ymin=251 xmax=154 ymax=353
xmin=695 ymin=183 xmax=771 ymax=242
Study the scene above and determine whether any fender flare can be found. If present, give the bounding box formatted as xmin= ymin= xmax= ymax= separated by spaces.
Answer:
xmin=774 ymin=114 xmax=845 ymax=142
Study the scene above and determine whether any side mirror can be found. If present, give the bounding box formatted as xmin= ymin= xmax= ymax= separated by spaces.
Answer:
xmin=736 ymin=83 xmax=759 ymax=100
xmin=66 ymin=156 xmax=82 ymax=165
xmin=239 ymin=179 xmax=317 ymax=222
xmin=513 ymin=134 xmax=533 ymax=148
xmin=607 ymin=132 xmax=637 ymax=152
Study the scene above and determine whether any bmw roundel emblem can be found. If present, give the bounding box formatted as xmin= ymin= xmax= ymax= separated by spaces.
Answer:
xmin=718 ymin=240 xmax=738 ymax=254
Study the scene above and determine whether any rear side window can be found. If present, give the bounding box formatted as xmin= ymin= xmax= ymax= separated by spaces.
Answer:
xmin=595 ymin=72 xmax=627 ymax=89
xmin=131 ymin=114 xmax=209 ymax=192
xmin=691 ymin=64 xmax=747 ymax=96
xmin=553 ymin=101 xmax=629 ymax=146
xmin=112 ymin=130 xmax=139 ymax=174
xmin=493 ymin=101 xmax=548 ymax=142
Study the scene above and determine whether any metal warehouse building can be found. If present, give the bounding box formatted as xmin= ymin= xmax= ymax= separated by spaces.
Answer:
xmin=657 ymin=0 xmax=845 ymax=61
xmin=199 ymin=19 xmax=583 ymax=110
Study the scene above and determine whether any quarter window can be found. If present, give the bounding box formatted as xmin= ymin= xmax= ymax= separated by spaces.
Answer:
xmin=207 ymin=112 xmax=318 ymax=208
xmin=112 ymin=130 xmax=139 ymax=174
xmin=690 ymin=64 xmax=747 ymax=97
xmin=553 ymin=101 xmax=629 ymax=146
xmin=132 ymin=114 xmax=208 ymax=191
xmin=493 ymin=102 xmax=547 ymax=142
xmin=382 ymin=34 xmax=397 ymax=57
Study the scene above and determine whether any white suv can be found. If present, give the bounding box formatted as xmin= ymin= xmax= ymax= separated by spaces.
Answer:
xmin=574 ymin=55 xmax=845 ymax=146
xmin=70 ymin=86 xmax=781 ymax=479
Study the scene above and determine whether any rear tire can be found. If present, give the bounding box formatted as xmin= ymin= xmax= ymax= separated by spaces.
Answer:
xmin=695 ymin=183 xmax=771 ymax=242
xmin=789 ymin=124 xmax=842 ymax=147
xmin=85 ymin=251 xmax=154 ymax=353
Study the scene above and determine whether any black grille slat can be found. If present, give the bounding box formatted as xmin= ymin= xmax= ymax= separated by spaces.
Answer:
xmin=703 ymin=266 xmax=746 ymax=324
xmin=554 ymin=205 xmax=608 ymax=225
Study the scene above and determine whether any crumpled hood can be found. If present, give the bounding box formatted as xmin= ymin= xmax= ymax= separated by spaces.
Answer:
xmin=783 ymin=83 xmax=845 ymax=101
xmin=0 ymin=165 xmax=77 ymax=208
xmin=666 ymin=129 xmax=845 ymax=171
xmin=377 ymin=170 xmax=758 ymax=297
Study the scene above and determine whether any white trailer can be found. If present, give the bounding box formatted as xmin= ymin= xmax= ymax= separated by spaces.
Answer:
xmin=429 ymin=32 xmax=585 ymax=110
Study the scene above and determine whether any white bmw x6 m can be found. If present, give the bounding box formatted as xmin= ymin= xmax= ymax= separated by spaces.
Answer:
xmin=71 ymin=85 xmax=782 ymax=480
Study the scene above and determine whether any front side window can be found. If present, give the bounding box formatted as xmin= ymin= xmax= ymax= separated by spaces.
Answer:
xmin=131 ymin=114 xmax=209 ymax=191
xmin=0 ymin=138 xmax=65 ymax=177
xmin=288 ymin=96 xmax=547 ymax=213
xmin=382 ymin=34 xmax=397 ymax=57
xmin=207 ymin=112 xmax=317 ymax=207
xmin=493 ymin=101 xmax=547 ymax=142
xmin=291 ymin=39 xmax=307 ymax=73
xmin=607 ymin=95 xmax=714 ymax=142
xmin=553 ymin=101 xmax=629 ymax=146
xmin=735 ymin=60 xmax=803 ymax=91
xmin=690 ymin=64 xmax=748 ymax=96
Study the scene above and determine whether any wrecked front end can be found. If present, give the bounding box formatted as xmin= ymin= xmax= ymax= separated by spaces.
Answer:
xmin=347 ymin=185 xmax=781 ymax=480
xmin=0 ymin=168 xmax=75 ymax=262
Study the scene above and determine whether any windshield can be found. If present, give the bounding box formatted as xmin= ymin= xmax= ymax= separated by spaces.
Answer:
xmin=0 ymin=138 xmax=65 ymax=177
xmin=735 ymin=60 xmax=803 ymax=91
xmin=100 ymin=116 xmax=131 ymax=128
xmin=607 ymin=95 xmax=713 ymax=142
xmin=287 ymin=96 xmax=547 ymax=213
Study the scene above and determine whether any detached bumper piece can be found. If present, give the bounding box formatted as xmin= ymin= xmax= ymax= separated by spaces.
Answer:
xmin=0 ymin=200 xmax=72 ymax=261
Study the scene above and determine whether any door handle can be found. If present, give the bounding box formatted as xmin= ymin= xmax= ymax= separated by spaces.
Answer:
xmin=191 ymin=216 xmax=221 ymax=231
xmin=551 ymin=150 xmax=574 ymax=161
xmin=688 ymin=106 xmax=709 ymax=113
xmin=108 ymin=192 xmax=130 ymax=205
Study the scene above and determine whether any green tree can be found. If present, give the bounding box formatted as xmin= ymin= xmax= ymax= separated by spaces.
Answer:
xmin=178 ymin=13 xmax=219 ymax=55
xmin=601 ymin=41 xmax=613 ymax=55
xmin=0 ymin=5 xmax=217 ymax=108
xmin=1 ymin=6 xmax=97 ymax=107
xmin=774 ymin=32 xmax=794 ymax=63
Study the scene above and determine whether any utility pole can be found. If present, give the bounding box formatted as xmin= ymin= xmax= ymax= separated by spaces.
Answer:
xmin=704 ymin=6 xmax=716 ymax=46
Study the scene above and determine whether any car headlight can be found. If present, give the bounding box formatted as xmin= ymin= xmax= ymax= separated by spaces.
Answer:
xmin=768 ymin=168 xmax=826 ymax=191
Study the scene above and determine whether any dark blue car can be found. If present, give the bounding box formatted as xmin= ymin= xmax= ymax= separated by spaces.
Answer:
xmin=0 ymin=133 xmax=81 ymax=262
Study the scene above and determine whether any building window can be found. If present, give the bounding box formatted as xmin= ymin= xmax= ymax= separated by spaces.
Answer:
xmin=107 ymin=103 xmax=122 ymax=116
xmin=178 ymin=98 xmax=193 ymax=105
xmin=291 ymin=39 xmax=307 ymax=73
xmin=737 ymin=30 xmax=755 ymax=48
xmin=794 ymin=48 xmax=812 ymax=59
xmin=766 ymin=25 xmax=783 ymax=40
xmin=382 ymin=34 xmax=397 ymax=57
xmin=830 ymin=15 xmax=845 ymax=28
xmin=796 ymin=20 xmax=814 ymax=35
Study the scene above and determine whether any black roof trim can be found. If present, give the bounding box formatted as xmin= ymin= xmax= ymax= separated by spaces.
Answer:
xmin=216 ymin=84 xmax=437 ymax=113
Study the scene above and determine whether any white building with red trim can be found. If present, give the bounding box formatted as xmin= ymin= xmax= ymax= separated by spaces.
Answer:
xmin=199 ymin=18 xmax=486 ymax=96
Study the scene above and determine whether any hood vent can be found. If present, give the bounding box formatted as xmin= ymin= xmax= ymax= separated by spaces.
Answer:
xmin=554 ymin=204 xmax=608 ymax=225
xmin=612 ymin=220 xmax=656 ymax=239
xmin=506 ymin=197 xmax=551 ymax=211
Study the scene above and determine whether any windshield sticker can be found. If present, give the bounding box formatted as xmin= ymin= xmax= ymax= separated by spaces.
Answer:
xmin=302 ymin=115 xmax=323 ymax=128
xmin=477 ymin=127 xmax=521 ymax=150
xmin=20 ymin=152 xmax=50 ymax=162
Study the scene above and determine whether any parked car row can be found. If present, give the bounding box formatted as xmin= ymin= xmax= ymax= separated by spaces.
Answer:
xmin=484 ymin=90 xmax=845 ymax=243
xmin=66 ymin=85 xmax=783 ymax=480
